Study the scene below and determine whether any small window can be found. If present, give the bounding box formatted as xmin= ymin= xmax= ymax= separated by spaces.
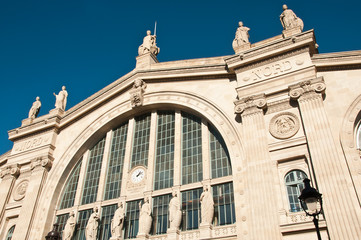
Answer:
xmin=6 ymin=225 xmax=15 ymax=240
xmin=356 ymin=123 xmax=361 ymax=150
xmin=285 ymin=170 xmax=308 ymax=212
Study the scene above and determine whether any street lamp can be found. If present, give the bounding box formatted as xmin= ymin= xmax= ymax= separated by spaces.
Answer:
xmin=298 ymin=178 xmax=323 ymax=240
xmin=45 ymin=223 xmax=61 ymax=240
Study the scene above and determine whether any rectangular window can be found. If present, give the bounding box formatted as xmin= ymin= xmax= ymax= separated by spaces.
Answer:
xmin=212 ymin=183 xmax=236 ymax=226
xmin=152 ymin=194 xmax=171 ymax=235
xmin=59 ymin=159 xmax=82 ymax=209
xmin=73 ymin=209 xmax=92 ymax=240
xmin=131 ymin=114 xmax=151 ymax=168
xmin=99 ymin=204 xmax=118 ymax=240
xmin=154 ymin=111 xmax=175 ymax=190
xmin=104 ymin=123 xmax=128 ymax=200
xmin=81 ymin=137 xmax=106 ymax=205
xmin=181 ymin=188 xmax=202 ymax=230
xmin=124 ymin=200 xmax=141 ymax=239
xmin=181 ymin=112 xmax=202 ymax=185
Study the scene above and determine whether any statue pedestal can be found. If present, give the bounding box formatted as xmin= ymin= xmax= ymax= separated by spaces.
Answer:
xmin=136 ymin=52 xmax=159 ymax=69
xmin=282 ymin=27 xmax=302 ymax=38
xmin=233 ymin=43 xmax=251 ymax=54
xmin=135 ymin=233 xmax=149 ymax=240
xmin=167 ymin=229 xmax=180 ymax=240
xmin=49 ymin=108 xmax=65 ymax=117
xmin=199 ymin=223 xmax=213 ymax=239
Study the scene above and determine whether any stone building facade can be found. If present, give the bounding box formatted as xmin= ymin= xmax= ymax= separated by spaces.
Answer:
xmin=1 ymin=11 xmax=361 ymax=240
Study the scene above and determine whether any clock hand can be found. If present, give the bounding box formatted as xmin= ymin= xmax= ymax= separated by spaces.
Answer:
xmin=136 ymin=171 xmax=142 ymax=177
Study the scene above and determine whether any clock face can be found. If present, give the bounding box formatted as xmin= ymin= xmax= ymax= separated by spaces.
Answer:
xmin=131 ymin=168 xmax=145 ymax=184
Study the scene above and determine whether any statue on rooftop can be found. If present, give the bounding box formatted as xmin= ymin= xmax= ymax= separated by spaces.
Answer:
xmin=53 ymin=86 xmax=68 ymax=110
xmin=138 ymin=30 xmax=160 ymax=56
xmin=28 ymin=96 xmax=41 ymax=119
xmin=280 ymin=4 xmax=304 ymax=31
xmin=232 ymin=21 xmax=251 ymax=53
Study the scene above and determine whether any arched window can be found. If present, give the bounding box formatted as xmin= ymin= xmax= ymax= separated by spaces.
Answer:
xmin=356 ymin=122 xmax=361 ymax=150
xmin=285 ymin=170 xmax=308 ymax=212
xmin=56 ymin=111 xmax=235 ymax=239
xmin=5 ymin=225 xmax=15 ymax=240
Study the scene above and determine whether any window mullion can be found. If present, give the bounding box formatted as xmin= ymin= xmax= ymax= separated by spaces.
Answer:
xmin=73 ymin=150 xmax=89 ymax=207
xmin=146 ymin=110 xmax=157 ymax=191
xmin=174 ymin=111 xmax=182 ymax=186
xmin=120 ymin=118 xmax=135 ymax=197
xmin=96 ymin=130 xmax=113 ymax=202
xmin=202 ymin=119 xmax=210 ymax=180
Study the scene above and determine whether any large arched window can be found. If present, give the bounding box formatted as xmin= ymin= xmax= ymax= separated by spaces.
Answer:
xmin=56 ymin=111 xmax=234 ymax=239
xmin=5 ymin=225 xmax=15 ymax=240
xmin=285 ymin=170 xmax=308 ymax=212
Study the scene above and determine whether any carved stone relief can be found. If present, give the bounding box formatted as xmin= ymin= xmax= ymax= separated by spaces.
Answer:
xmin=129 ymin=79 xmax=147 ymax=108
xmin=13 ymin=180 xmax=29 ymax=201
xmin=269 ymin=112 xmax=300 ymax=139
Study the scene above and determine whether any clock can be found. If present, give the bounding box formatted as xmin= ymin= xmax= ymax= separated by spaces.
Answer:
xmin=130 ymin=166 xmax=146 ymax=184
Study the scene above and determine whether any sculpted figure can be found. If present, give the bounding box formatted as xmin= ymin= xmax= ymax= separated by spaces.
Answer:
xmin=28 ymin=96 xmax=41 ymax=119
xmin=169 ymin=191 xmax=182 ymax=230
xmin=111 ymin=201 xmax=125 ymax=239
xmin=62 ymin=211 xmax=76 ymax=240
xmin=234 ymin=21 xmax=250 ymax=45
xmin=280 ymin=4 xmax=304 ymax=31
xmin=200 ymin=185 xmax=214 ymax=225
xmin=138 ymin=197 xmax=152 ymax=235
xmin=85 ymin=207 xmax=99 ymax=240
xmin=53 ymin=86 xmax=68 ymax=110
xmin=130 ymin=79 xmax=147 ymax=108
xmin=138 ymin=30 xmax=160 ymax=56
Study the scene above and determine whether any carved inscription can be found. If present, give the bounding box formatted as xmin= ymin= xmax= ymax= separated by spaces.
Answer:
xmin=13 ymin=136 xmax=50 ymax=153
xmin=243 ymin=61 xmax=292 ymax=82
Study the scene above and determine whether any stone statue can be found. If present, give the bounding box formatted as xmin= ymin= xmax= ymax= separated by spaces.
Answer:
xmin=85 ymin=206 xmax=99 ymax=240
xmin=169 ymin=191 xmax=182 ymax=231
xmin=280 ymin=4 xmax=304 ymax=31
xmin=111 ymin=201 xmax=125 ymax=239
xmin=130 ymin=79 xmax=147 ymax=108
xmin=62 ymin=211 xmax=76 ymax=240
xmin=28 ymin=96 xmax=41 ymax=119
xmin=232 ymin=21 xmax=251 ymax=53
xmin=53 ymin=86 xmax=68 ymax=110
xmin=138 ymin=197 xmax=152 ymax=236
xmin=138 ymin=30 xmax=160 ymax=56
xmin=200 ymin=185 xmax=214 ymax=225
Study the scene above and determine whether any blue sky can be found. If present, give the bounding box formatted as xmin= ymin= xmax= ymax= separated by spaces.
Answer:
xmin=0 ymin=0 xmax=360 ymax=155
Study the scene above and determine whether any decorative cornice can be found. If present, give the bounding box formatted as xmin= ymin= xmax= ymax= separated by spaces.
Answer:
xmin=30 ymin=155 xmax=54 ymax=172
xmin=288 ymin=77 xmax=326 ymax=100
xmin=234 ymin=93 xmax=267 ymax=115
xmin=0 ymin=164 xmax=20 ymax=179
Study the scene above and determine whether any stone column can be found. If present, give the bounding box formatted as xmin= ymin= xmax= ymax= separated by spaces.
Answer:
xmin=234 ymin=94 xmax=282 ymax=240
xmin=0 ymin=164 xmax=20 ymax=221
xmin=11 ymin=156 xmax=52 ymax=240
xmin=289 ymin=78 xmax=361 ymax=239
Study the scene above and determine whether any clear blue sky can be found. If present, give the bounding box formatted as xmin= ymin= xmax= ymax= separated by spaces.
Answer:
xmin=1 ymin=0 xmax=360 ymax=155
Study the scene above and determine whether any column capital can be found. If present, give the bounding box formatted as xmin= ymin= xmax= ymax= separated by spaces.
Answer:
xmin=288 ymin=77 xmax=326 ymax=100
xmin=234 ymin=93 xmax=267 ymax=115
xmin=30 ymin=155 xmax=54 ymax=172
xmin=0 ymin=164 xmax=20 ymax=179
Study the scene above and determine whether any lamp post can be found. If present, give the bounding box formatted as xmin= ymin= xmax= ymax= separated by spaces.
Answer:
xmin=298 ymin=178 xmax=323 ymax=240
xmin=45 ymin=223 xmax=61 ymax=240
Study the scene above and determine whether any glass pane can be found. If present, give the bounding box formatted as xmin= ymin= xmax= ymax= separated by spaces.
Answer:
xmin=209 ymin=124 xmax=232 ymax=179
xmin=154 ymin=111 xmax=175 ymax=190
xmin=181 ymin=188 xmax=202 ymax=230
xmin=99 ymin=204 xmax=118 ymax=240
xmin=181 ymin=112 xmax=202 ymax=185
xmin=56 ymin=213 xmax=69 ymax=238
xmin=131 ymin=114 xmax=151 ymax=168
xmin=285 ymin=170 xmax=308 ymax=212
xmin=81 ymin=137 xmax=106 ymax=205
xmin=212 ymin=183 xmax=236 ymax=226
xmin=5 ymin=225 xmax=15 ymax=240
xmin=152 ymin=194 xmax=171 ymax=235
xmin=104 ymin=123 xmax=128 ymax=200
xmin=124 ymin=200 xmax=142 ymax=239
xmin=59 ymin=159 xmax=82 ymax=209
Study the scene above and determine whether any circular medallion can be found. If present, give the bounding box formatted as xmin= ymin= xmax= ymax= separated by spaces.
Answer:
xmin=269 ymin=112 xmax=300 ymax=139
xmin=13 ymin=180 xmax=29 ymax=201
xmin=130 ymin=166 xmax=146 ymax=184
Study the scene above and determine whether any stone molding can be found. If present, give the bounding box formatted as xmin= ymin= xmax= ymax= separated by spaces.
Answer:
xmin=288 ymin=77 xmax=326 ymax=100
xmin=269 ymin=112 xmax=300 ymax=139
xmin=30 ymin=155 xmax=54 ymax=172
xmin=234 ymin=93 xmax=267 ymax=115
xmin=0 ymin=164 xmax=20 ymax=179
xmin=13 ymin=179 xmax=29 ymax=201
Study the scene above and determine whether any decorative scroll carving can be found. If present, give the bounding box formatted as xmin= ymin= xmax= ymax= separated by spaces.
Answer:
xmin=234 ymin=93 xmax=267 ymax=115
xmin=0 ymin=164 xmax=20 ymax=179
xmin=269 ymin=112 xmax=300 ymax=139
xmin=213 ymin=225 xmax=237 ymax=237
xmin=130 ymin=79 xmax=147 ymax=108
xmin=13 ymin=180 xmax=29 ymax=201
xmin=288 ymin=78 xmax=326 ymax=100
xmin=30 ymin=156 xmax=53 ymax=171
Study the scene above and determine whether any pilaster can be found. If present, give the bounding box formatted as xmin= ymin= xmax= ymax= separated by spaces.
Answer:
xmin=0 ymin=164 xmax=20 ymax=223
xmin=289 ymin=78 xmax=361 ymax=239
xmin=11 ymin=156 xmax=53 ymax=240
xmin=234 ymin=94 xmax=282 ymax=240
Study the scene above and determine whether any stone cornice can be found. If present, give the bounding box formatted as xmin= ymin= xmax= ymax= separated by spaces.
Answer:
xmin=0 ymin=163 xmax=20 ymax=179
xmin=288 ymin=77 xmax=326 ymax=100
xmin=234 ymin=93 xmax=267 ymax=115
xmin=312 ymin=50 xmax=361 ymax=68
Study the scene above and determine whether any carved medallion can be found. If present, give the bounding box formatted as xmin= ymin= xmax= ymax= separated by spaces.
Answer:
xmin=269 ymin=112 xmax=300 ymax=139
xmin=13 ymin=180 xmax=29 ymax=201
